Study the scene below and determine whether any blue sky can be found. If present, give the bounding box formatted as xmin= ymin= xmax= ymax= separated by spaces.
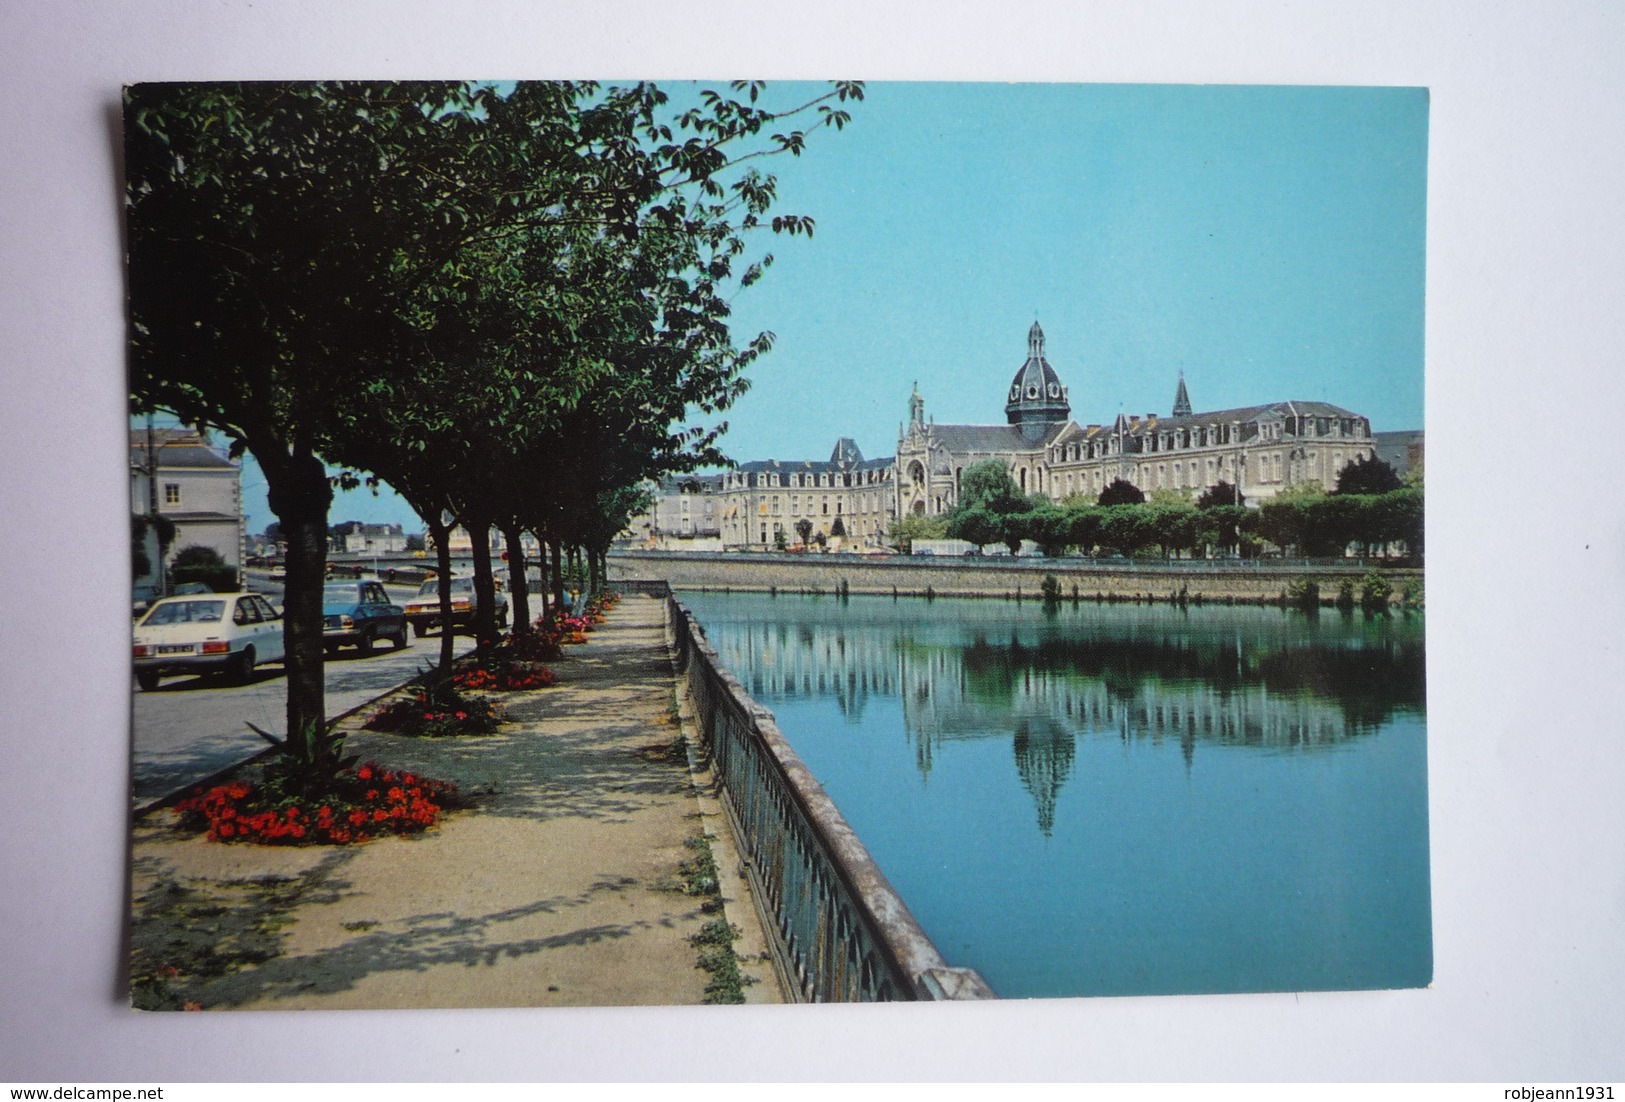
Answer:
xmin=232 ymin=81 xmax=1428 ymax=534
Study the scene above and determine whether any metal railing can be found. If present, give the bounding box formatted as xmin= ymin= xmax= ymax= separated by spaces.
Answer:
xmin=650 ymin=581 xmax=994 ymax=1003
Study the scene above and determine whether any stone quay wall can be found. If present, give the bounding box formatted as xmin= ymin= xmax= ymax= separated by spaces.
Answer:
xmin=608 ymin=550 xmax=1422 ymax=604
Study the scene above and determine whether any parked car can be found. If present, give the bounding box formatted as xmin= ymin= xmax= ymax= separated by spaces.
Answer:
xmin=403 ymin=575 xmax=508 ymax=637
xmin=172 ymin=581 xmax=214 ymax=595
xmin=133 ymin=593 xmax=284 ymax=691
xmin=322 ymin=580 xmax=409 ymax=654
xmin=132 ymin=583 xmax=164 ymax=618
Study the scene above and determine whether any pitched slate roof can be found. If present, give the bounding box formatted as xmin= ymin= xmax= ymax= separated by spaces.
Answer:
xmin=923 ymin=421 xmax=1068 ymax=454
xmin=129 ymin=428 xmax=237 ymax=470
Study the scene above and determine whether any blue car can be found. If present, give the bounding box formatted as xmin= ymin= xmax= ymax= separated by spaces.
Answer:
xmin=321 ymin=580 xmax=409 ymax=654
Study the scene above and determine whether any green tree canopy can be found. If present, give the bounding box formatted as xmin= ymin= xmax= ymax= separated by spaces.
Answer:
xmin=1335 ymin=454 xmax=1404 ymax=495
xmin=1196 ymin=480 xmax=1245 ymax=509
xmin=126 ymin=79 xmax=862 ymax=765
xmin=1098 ymin=478 xmax=1146 ymax=506
xmin=958 ymin=459 xmax=1025 ymax=514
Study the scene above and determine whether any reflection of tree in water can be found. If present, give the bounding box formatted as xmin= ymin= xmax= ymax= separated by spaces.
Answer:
xmin=959 ymin=632 xmax=1424 ymax=729
xmin=692 ymin=593 xmax=1425 ymax=838
xmin=1013 ymin=717 xmax=1076 ymax=837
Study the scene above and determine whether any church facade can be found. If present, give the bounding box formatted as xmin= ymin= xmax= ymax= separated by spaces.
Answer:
xmin=895 ymin=321 xmax=1378 ymax=518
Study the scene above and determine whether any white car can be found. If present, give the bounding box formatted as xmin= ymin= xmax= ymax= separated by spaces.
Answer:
xmin=133 ymin=593 xmax=285 ymax=691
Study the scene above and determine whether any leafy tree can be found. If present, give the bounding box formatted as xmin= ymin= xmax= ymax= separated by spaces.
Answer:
xmin=1196 ymin=480 xmax=1244 ymax=509
xmin=959 ymin=460 xmax=1022 ymax=512
xmin=1335 ymin=454 xmax=1403 ymax=495
xmin=946 ymin=506 xmax=1002 ymax=551
xmin=1098 ymin=505 xmax=1153 ymax=556
xmin=996 ymin=513 xmax=1027 ymax=557
xmin=1196 ymin=504 xmax=1247 ymax=556
xmin=1146 ymin=503 xmax=1199 ymax=558
xmin=889 ymin=512 xmax=944 ymax=553
xmin=1098 ymin=478 xmax=1146 ymax=506
xmin=1146 ymin=488 xmax=1193 ymax=508
xmin=795 ymin=518 xmax=814 ymax=546
xmin=168 ymin=544 xmax=237 ymax=591
xmin=127 ymin=79 xmax=861 ymax=761
xmin=131 ymin=513 xmax=176 ymax=581
xmin=1065 ymin=504 xmax=1104 ymax=556
xmin=1024 ymin=505 xmax=1072 ymax=557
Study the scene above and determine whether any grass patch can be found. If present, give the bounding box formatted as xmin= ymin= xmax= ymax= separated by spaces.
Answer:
xmin=677 ymin=837 xmax=755 ymax=1003
xmin=689 ymin=916 xmax=754 ymax=1005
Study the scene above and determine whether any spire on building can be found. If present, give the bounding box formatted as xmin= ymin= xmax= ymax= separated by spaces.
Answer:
xmin=1173 ymin=371 xmax=1192 ymax=418
xmin=909 ymin=381 xmax=925 ymax=428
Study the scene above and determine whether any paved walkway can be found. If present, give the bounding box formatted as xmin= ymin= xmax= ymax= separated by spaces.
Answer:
xmin=129 ymin=593 xmax=782 ymax=1010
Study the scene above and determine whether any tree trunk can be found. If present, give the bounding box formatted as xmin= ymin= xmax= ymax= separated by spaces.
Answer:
xmin=550 ymin=536 xmax=567 ymax=614
xmin=427 ymin=515 xmax=457 ymax=671
xmin=467 ymin=517 xmax=499 ymax=653
xmin=264 ymin=448 xmax=331 ymax=746
xmin=539 ymin=534 xmax=552 ymax=620
xmin=502 ymin=520 xmax=530 ymax=635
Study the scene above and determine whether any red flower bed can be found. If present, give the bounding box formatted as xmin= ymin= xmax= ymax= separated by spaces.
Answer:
xmin=365 ymin=683 xmax=503 ymax=737
xmin=173 ymin=763 xmax=459 ymax=845
xmin=452 ymin=661 xmax=556 ymax=692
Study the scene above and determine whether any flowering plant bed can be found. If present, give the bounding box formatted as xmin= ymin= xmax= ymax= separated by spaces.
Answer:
xmin=173 ymin=763 xmax=461 ymax=845
xmin=364 ymin=680 xmax=503 ymax=737
xmin=452 ymin=660 xmax=557 ymax=692
xmin=507 ymin=628 xmax=564 ymax=662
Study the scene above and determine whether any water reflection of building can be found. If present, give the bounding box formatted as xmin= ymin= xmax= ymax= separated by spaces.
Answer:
xmin=724 ymin=618 xmax=900 ymax=725
xmin=711 ymin=617 xmax=1384 ymax=838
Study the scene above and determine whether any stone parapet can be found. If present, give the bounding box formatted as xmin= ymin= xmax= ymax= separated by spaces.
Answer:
xmin=609 ymin=550 xmax=1422 ymax=604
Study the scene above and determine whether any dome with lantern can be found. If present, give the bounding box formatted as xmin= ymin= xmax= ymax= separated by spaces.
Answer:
xmin=1004 ymin=321 xmax=1071 ymax=428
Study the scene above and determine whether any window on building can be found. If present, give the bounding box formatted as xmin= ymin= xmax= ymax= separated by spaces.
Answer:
xmin=163 ymin=483 xmax=181 ymax=506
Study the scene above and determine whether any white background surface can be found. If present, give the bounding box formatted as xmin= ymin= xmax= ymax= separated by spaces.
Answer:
xmin=2 ymin=0 xmax=1622 ymax=1082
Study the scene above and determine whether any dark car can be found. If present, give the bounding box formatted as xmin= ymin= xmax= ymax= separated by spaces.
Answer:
xmin=321 ymin=580 xmax=409 ymax=654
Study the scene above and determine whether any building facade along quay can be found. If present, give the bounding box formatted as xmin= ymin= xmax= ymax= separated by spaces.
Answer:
xmin=895 ymin=322 xmax=1380 ymax=519
xmin=633 ymin=322 xmax=1390 ymax=551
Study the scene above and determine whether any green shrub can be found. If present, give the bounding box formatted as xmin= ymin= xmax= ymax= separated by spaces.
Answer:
xmin=1285 ymin=578 xmax=1320 ymax=612
xmin=1336 ymin=578 xmax=1356 ymax=611
xmin=1360 ymin=569 xmax=1392 ymax=614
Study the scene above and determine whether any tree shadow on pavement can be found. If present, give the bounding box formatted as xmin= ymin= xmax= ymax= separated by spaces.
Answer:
xmin=185 ymin=878 xmax=673 ymax=1008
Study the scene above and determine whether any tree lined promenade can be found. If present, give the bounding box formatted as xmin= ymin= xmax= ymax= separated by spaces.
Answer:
xmin=127 ymin=79 xmax=861 ymax=776
xmin=130 ymin=594 xmax=780 ymax=1009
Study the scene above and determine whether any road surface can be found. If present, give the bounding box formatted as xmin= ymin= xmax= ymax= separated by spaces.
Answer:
xmin=131 ymin=580 xmax=504 ymax=803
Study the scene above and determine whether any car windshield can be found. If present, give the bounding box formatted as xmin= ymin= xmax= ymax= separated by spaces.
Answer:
xmin=415 ymin=577 xmax=474 ymax=597
xmin=323 ymin=584 xmax=361 ymax=602
xmin=142 ymin=599 xmax=226 ymax=625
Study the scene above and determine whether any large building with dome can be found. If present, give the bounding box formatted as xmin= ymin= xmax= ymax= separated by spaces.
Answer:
xmin=895 ymin=321 xmax=1380 ymax=519
xmin=632 ymin=321 xmax=1387 ymax=550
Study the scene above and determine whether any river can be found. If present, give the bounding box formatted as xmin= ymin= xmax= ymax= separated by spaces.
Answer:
xmin=678 ymin=588 xmax=1431 ymax=999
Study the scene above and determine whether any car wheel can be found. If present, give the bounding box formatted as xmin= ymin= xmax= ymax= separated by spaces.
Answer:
xmin=136 ymin=669 xmax=159 ymax=692
xmin=232 ymin=646 xmax=256 ymax=685
xmin=413 ymin=622 xmax=428 ymax=638
xmin=392 ymin=625 xmax=408 ymax=650
xmin=357 ymin=631 xmax=373 ymax=656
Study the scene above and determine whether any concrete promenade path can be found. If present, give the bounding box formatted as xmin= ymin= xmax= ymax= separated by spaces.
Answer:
xmin=129 ymin=592 xmax=783 ymax=1010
